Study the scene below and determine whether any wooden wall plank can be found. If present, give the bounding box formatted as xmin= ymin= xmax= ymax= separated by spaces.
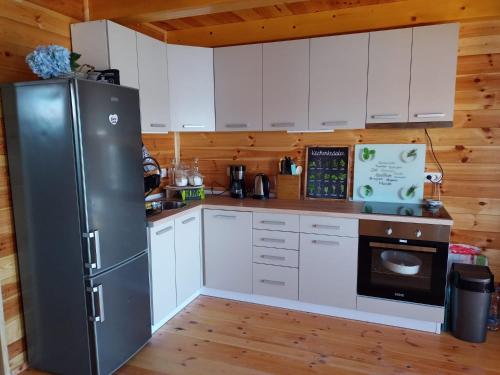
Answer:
xmin=27 ymin=0 xmax=84 ymax=20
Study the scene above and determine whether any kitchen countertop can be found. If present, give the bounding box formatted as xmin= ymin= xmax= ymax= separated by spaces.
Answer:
xmin=147 ymin=196 xmax=453 ymax=226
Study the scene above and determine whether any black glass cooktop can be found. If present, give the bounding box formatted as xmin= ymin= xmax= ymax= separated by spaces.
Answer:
xmin=360 ymin=201 xmax=452 ymax=220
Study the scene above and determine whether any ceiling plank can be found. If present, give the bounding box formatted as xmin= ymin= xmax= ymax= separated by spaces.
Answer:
xmin=164 ymin=0 xmax=500 ymax=47
xmin=89 ymin=0 xmax=300 ymax=24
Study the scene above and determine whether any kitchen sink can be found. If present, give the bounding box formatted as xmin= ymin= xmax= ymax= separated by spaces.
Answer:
xmin=146 ymin=200 xmax=186 ymax=216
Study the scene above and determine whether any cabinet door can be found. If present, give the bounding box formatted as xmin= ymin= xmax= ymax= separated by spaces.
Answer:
xmin=174 ymin=211 xmax=201 ymax=305
xmin=409 ymin=23 xmax=459 ymax=122
xmin=107 ymin=21 xmax=139 ymax=89
xmin=215 ymin=44 xmax=262 ymax=132
xmin=299 ymin=233 xmax=358 ymax=309
xmin=137 ymin=33 xmax=170 ymax=133
xmin=149 ymin=220 xmax=176 ymax=325
xmin=203 ymin=210 xmax=253 ymax=293
xmin=263 ymin=39 xmax=309 ymax=131
xmin=168 ymin=45 xmax=215 ymax=132
xmin=71 ymin=21 xmax=110 ymax=71
xmin=367 ymin=28 xmax=412 ymax=124
xmin=309 ymin=33 xmax=368 ymax=130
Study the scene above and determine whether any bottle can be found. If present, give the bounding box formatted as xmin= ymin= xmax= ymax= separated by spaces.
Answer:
xmin=487 ymin=286 xmax=500 ymax=331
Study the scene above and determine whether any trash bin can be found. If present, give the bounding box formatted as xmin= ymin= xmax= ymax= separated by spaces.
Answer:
xmin=451 ymin=263 xmax=495 ymax=342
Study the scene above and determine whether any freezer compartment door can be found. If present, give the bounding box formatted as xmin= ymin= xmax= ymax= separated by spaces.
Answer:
xmin=87 ymin=252 xmax=151 ymax=375
xmin=75 ymin=80 xmax=147 ymax=274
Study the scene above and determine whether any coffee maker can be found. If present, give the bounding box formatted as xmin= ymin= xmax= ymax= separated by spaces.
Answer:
xmin=228 ymin=165 xmax=246 ymax=198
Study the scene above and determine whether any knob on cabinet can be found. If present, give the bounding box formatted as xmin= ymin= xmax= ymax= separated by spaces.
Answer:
xmin=385 ymin=227 xmax=393 ymax=235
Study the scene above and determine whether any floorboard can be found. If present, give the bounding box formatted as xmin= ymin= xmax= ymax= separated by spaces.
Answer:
xmin=21 ymin=295 xmax=500 ymax=375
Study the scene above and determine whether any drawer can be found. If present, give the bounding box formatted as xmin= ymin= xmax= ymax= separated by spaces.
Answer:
xmin=253 ymin=263 xmax=298 ymax=300
xmin=300 ymin=215 xmax=358 ymax=237
xmin=253 ymin=229 xmax=299 ymax=250
xmin=253 ymin=247 xmax=299 ymax=268
xmin=253 ymin=212 xmax=299 ymax=232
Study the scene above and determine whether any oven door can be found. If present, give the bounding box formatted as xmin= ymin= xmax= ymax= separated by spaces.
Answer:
xmin=357 ymin=236 xmax=448 ymax=306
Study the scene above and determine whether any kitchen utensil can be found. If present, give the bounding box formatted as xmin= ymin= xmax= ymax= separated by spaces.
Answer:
xmin=253 ymin=173 xmax=270 ymax=199
xmin=380 ymin=250 xmax=422 ymax=275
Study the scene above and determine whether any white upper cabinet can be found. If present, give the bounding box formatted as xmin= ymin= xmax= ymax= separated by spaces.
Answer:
xmin=367 ymin=28 xmax=412 ymax=124
xmin=137 ymin=33 xmax=170 ymax=133
xmin=214 ymin=44 xmax=262 ymax=132
xmin=263 ymin=39 xmax=310 ymax=131
xmin=71 ymin=20 xmax=139 ymax=89
xmin=409 ymin=23 xmax=459 ymax=123
xmin=309 ymin=33 xmax=369 ymax=130
xmin=168 ymin=44 xmax=215 ymax=132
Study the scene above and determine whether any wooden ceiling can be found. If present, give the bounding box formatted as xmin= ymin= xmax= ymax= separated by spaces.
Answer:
xmin=87 ymin=0 xmax=500 ymax=46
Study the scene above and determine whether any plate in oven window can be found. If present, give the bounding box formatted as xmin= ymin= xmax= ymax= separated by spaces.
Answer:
xmin=380 ymin=250 xmax=422 ymax=275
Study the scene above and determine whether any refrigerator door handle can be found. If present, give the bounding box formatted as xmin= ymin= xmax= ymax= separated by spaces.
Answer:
xmin=87 ymin=285 xmax=105 ymax=323
xmin=83 ymin=230 xmax=101 ymax=269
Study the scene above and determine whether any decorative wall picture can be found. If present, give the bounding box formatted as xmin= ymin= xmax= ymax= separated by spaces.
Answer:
xmin=353 ymin=144 xmax=426 ymax=204
xmin=304 ymin=146 xmax=351 ymax=200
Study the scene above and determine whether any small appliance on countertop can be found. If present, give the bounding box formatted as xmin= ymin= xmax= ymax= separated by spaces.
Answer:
xmin=228 ymin=165 xmax=246 ymax=199
xmin=253 ymin=173 xmax=270 ymax=199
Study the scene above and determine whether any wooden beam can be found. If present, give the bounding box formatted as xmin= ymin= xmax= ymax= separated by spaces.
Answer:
xmin=89 ymin=0 xmax=299 ymax=24
xmin=165 ymin=0 xmax=500 ymax=46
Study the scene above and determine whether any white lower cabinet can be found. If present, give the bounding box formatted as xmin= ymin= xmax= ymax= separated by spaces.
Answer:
xmin=175 ymin=211 xmax=202 ymax=305
xmin=299 ymin=233 xmax=358 ymax=309
xmin=253 ymin=263 xmax=298 ymax=300
xmin=149 ymin=220 xmax=176 ymax=326
xmin=203 ymin=209 xmax=253 ymax=293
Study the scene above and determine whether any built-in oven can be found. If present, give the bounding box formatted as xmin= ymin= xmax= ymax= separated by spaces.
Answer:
xmin=357 ymin=220 xmax=450 ymax=306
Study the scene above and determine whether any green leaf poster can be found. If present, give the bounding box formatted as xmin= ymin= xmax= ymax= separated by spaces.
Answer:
xmin=353 ymin=144 xmax=426 ymax=203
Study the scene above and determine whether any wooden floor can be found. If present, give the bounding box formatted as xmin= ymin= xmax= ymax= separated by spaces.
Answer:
xmin=23 ymin=295 xmax=500 ymax=375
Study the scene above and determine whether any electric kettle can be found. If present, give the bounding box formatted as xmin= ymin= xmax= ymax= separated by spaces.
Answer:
xmin=253 ymin=173 xmax=270 ymax=199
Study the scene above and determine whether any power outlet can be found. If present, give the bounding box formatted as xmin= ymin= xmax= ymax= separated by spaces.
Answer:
xmin=424 ymin=172 xmax=442 ymax=184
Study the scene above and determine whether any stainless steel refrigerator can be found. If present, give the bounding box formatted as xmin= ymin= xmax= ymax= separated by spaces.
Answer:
xmin=1 ymin=79 xmax=151 ymax=375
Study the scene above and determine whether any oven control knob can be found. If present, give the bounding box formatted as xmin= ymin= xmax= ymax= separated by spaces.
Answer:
xmin=415 ymin=229 xmax=422 ymax=238
xmin=385 ymin=227 xmax=393 ymax=235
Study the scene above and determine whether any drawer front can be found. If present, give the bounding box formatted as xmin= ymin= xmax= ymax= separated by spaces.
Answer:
xmin=253 ymin=212 xmax=299 ymax=232
xmin=253 ymin=247 xmax=299 ymax=268
xmin=253 ymin=263 xmax=298 ymax=300
xmin=253 ymin=229 xmax=299 ymax=250
xmin=300 ymin=215 xmax=358 ymax=237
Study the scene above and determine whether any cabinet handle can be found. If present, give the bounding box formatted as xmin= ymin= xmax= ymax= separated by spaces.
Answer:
xmin=225 ymin=123 xmax=247 ymax=129
xmin=321 ymin=121 xmax=348 ymax=127
xmin=260 ymin=254 xmax=286 ymax=261
xmin=84 ymin=230 xmax=101 ymax=270
xmin=312 ymin=224 xmax=340 ymax=230
xmin=260 ymin=220 xmax=286 ymax=226
xmin=182 ymin=124 xmax=205 ymax=129
xmin=87 ymin=284 xmax=105 ymax=323
xmin=182 ymin=216 xmax=196 ymax=224
xmin=156 ymin=226 xmax=173 ymax=236
xmin=150 ymin=123 xmax=167 ymax=128
xmin=312 ymin=239 xmax=340 ymax=246
xmin=213 ymin=214 xmax=237 ymax=219
xmin=260 ymin=279 xmax=286 ymax=286
xmin=414 ymin=113 xmax=445 ymax=118
xmin=260 ymin=238 xmax=286 ymax=244
xmin=271 ymin=122 xmax=295 ymax=128
xmin=370 ymin=114 xmax=399 ymax=119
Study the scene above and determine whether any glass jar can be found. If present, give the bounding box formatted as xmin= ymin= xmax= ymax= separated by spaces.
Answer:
xmin=174 ymin=166 xmax=188 ymax=187
xmin=188 ymin=158 xmax=204 ymax=186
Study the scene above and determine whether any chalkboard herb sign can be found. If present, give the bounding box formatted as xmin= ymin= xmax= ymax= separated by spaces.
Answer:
xmin=304 ymin=146 xmax=351 ymax=200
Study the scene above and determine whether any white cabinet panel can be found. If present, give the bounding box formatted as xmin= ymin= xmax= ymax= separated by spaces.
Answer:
xmin=203 ymin=210 xmax=253 ymax=293
xmin=149 ymin=220 xmax=176 ymax=325
xmin=409 ymin=23 xmax=459 ymax=122
xmin=137 ymin=33 xmax=170 ymax=133
xmin=253 ymin=229 xmax=299 ymax=250
xmin=263 ymin=39 xmax=309 ymax=131
xmin=168 ymin=44 xmax=215 ymax=132
xmin=215 ymin=44 xmax=262 ymax=131
xmin=253 ymin=263 xmax=298 ymax=300
xmin=253 ymin=247 xmax=299 ymax=268
xmin=71 ymin=20 xmax=139 ymax=89
xmin=107 ymin=21 xmax=139 ymax=89
xmin=367 ymin=28 xmax=412 ymax=124
xmin=309 ymin=33 xmax=368 ymax=130
xmin=253 ymin=212 xmax=299 ymax=232
xmin=299 ymin=233 xmax=358 ymax=309
xmin=175 ymin=211 xmax=201 ymax=305
xmin=300 ymin=215 xmax=358 ymax=237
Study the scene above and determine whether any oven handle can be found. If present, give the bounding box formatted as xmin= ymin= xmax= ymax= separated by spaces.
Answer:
xmin=369 ymin=242 xmax=437 ymax=254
